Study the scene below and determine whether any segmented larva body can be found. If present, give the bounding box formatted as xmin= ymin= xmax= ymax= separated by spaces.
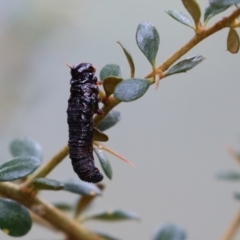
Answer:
xmin=67 ymin=63 xmax=103 ymax=183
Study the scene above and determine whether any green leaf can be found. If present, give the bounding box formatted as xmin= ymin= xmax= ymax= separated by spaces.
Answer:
xmin=114 ymin=78 xmax=150 ymax=102
xmin=152 ymin=224 xmax=187 ymax=240
xmin=227 ymin=28 xmax=240 ymax=54
xmin=9 ymin=137 xmax=43 ymax=162
xmin=204 ymin=4 xmax=229 ymax=23
xmin=32 ymin=178 xmax=64 ymax=190
xmin=53 ymin=202 xmax=73 ymax=211
xmin=103 ymin=76 xmax=123 ymax=98
xmin=217 ymin=171 xmax=240 ymax=180
xmin=97 ymin=110 xmax=122 ymax=132
xmin=117 ymin=41 xmax=135 ymax=78
xmin=164 ymin=55 xmax=205 ymax=77
xmin=0 ymin=198 xmax=32 ymax=237
xmin=84 ymin=209 xmax=140 ymax=222
xmin=182 ymin=0 xmax=201 ymax=26
xmin=95 ymin=232 xmax=121 ymax=240
xmin=100 ymin=64 xmax=122 ymax=81
xmin=136 ymin=21 xmax=160 ymax=67
xmin=94 ymin=148 xmax=112 ymax=180
xmin=165 ymin=10 xmax=194 ymax=29
xmin=63 ymin=178 xmax=102 ymax=196
xmin=93 ymin=128 xmax=109 ymax=142
xmin=209 ymin=0 xmax=240 ymax=6
xmin=0 ymin=156 xmax=41 ymax=182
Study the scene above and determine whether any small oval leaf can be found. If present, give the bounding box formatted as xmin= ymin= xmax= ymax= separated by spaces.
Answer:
xmin=93 ymin=128 xmax=109 ymax=142
xmin=0 ymin=156 xmax=41 ymax=182
xmin=182 ymin=0 xmax=201 ymax=26
xmin=100 ymin=64 xmax=122 ymax=81
xmin=204 ymin=4 xmax=229 ymax=23
xmin=227 ymin=28 xmax=240 ymax=54
xmin=9 ymin=137 xmax=43 ymax=161
xmin=94 ymin=148 xmax=112 ymax=180
xmin=114 ymin=78 xmax=150 ymax=102
xmin=53 ymin=202 xmax=73 ymax=211
xmin=63 ymin=178 xmax=102 ymax=196
xmin=103 ymin=77 xmax=123 ymax=98
xmin=84 ymin=209 xmax=140 ymax=222
xmin=97 ymin=110 xmax=122 ymax=132
xmin=32 ymin=178 xmax=64 ymax=190
xmin=164 ymin=55 xmax=204 ymax=77
xmin=209 ymin=0 xmax=240 ymax=6
xmin=165 ymin=10 xmax=194 ymax=29
xmin=0 ymin=198 xmax=32 ymax=237
xmin=136 ymin=21 xmax=160 ymax=67
xmin=117 ymin=41 xmax=135 ymax=78
xmin=152 ymin=223 xmax=187 ymax=240
xmin=217 ymin=171 xmax=240 ymax=181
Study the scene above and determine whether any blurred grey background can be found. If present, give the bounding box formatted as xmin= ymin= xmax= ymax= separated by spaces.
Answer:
xmin=0 ymin=0 xmax=240 ymax=239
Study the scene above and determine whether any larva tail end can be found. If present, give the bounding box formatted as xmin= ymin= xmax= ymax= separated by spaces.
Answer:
xmin=80 ymin=171 xmax=103 ymax=183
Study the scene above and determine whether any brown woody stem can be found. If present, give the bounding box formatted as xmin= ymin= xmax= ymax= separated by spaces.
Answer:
xmin=0 ymin=182 xmax=104 ymax=240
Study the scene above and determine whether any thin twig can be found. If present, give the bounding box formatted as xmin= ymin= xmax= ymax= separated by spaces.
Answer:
xmin=225 ymin=145 xmax=240 ymax=166
xmin=221 ymin=207 xmax=240 ymax=240
xmin=145 ymin=7 xmax=240 ymax=79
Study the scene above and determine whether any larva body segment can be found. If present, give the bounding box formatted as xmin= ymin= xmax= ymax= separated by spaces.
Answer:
xmin=67 ymin=63 xmax=103 ymax=183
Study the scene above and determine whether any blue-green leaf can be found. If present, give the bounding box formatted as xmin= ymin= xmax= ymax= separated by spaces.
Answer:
xmin=164 ymin=55 xmax=204 ymax=77
xmin=182 ymin=0 xmax=201 ymax=26
xmin=94 ymin=148 xmax=112 ymax=180
xmin=0 ymin=156 xmax=41 ymax=182
xmin=97 ymin=110 xmax=122 ymax=132
xmin=165 ymin=10 xmax=194 ymax=29
xmin=204 ymin=4 xmax=229 ymax=23
xmin=152 ymin=224 xmax=187 ymax=240
xmin=136 ymin=22 xmax=160 ymax=67
xmin=117 ymin=41 xmax=135 ymax=78
xmin=83 ymin=209 xmax=140 ymax=222
xmin=114 ymin=78 xmax=150 ymax=102
xmin=9 ymin=137 xmax=43 ymax=162
xmin=0 ymin=198 xmax=32 ymax=237
xmin=32 ymin=178 xmax=64 ymax=190
xmin=100 ymin=64 xmax=122 ymax=81
xmin=217 ymin=171 xmax=240 ymax=180
xmin=209 ymin=0 xmax=240 ymax=6
xmin=63 ymin=179 xmax=102 ymax=196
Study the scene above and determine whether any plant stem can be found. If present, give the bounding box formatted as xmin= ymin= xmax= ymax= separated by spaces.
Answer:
xmin=221 ymin=207 xmax=240 ymax=240
xmin=23 ymin=145 xmax=69 ymax=188
xmin=94 ymin=96 xmax=121 ymax=126
xmin=145 ymin=7 xmax=240 ymax=79
xmin=0 ymin=182 xmax=104 ymax=240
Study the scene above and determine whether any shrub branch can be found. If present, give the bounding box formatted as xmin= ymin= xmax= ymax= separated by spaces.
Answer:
xmin=0 ymin=182 xmax=104 ymax=240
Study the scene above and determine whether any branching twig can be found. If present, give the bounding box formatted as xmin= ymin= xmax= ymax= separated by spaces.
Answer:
xmin=0 ymin=182 xmax=104 ymax=240
xmin=145 ymin=7 xmax=240 ymax=79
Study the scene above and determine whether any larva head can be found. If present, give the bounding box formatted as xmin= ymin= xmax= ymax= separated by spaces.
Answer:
xmin=69 ymin=63 xmax=96 ymax=82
